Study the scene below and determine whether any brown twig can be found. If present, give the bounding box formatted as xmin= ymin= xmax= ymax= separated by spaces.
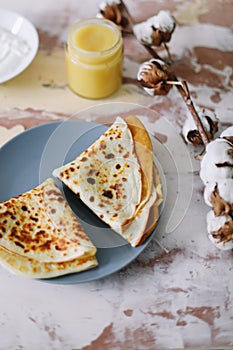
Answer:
xmin=174 ymin=80 xmax=210 ymax=145
xmin=143 ymin=44 xmax=162 ymax=61
xmin=163 ymin=42 xmax=173 ymax=64
xmin=120 ymin=0 xmax=210 ymax=146
xmin=120 ymin=0 xmax=134 ymax=28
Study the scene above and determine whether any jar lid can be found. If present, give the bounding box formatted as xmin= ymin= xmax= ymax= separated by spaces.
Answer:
xmin=67 ymin=18 xmax=122 ymax=63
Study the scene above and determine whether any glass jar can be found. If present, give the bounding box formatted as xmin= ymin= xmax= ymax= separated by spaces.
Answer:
xmin=65 ymin=18 xmax=123 ymax=99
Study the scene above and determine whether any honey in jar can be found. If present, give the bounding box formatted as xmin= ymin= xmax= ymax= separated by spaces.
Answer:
xmin=66 ymin=18 xmax=123 ymax=99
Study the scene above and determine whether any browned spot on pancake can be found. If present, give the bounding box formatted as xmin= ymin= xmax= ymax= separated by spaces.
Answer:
xmin=46 ymin=189 xmax=62 ymax=197
xmin=105 ymin=153 xmax=115 ymax=159
xmin=21 ymin=205 xmax=28 ymax=211
xmin=9 ymin=226 xmax=18 ymax=239
xmin=115 ymin=203 xmax=123 ymax=211
xmin=102 ymin=190 xmax=113 ymax=199
xmin=15 ymin=241 xmax=25 ymax=249
xmin=123 ymin=152 xmax=130 ymax=158
xmin=99 ymin=140 xmax=107 ymax=150
xmin=36 ymin=230 xmax=46 ymax=236
xmin=30 ymin=216 xmax=39 ymax=222
xmin=88 ymin=168 xmax=96 ymax=176
xmin=87 ymin=177 xmax=95 ymax=185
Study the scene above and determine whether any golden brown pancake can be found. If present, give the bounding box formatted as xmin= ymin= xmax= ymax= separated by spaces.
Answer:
xmin=0 ymin=178 xmax=98 ymax=278
xmin=53 ymin=116 xmax=163 ymax=247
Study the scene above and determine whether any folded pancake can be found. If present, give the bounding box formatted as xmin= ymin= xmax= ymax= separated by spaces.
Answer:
xmin=125 ymin=115 xmax=154 ymax=210
xmin=53 ymin=116 xmax=162 ymax=246
xmin=0 ymin=246 xmax=98 ymax=279
xmin=117 ymin=117 xmax=162 ymax=246
xmin=122 ymin=163 xmax=163 ymax=246
xmin=0 ymin=178 xmax=98 ymax=278
xmin=53 ymin=117 xmax=142 ymax=235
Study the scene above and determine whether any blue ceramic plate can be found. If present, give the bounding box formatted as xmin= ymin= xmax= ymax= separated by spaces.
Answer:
xmin=0 ymin=120 xmax=160 ymax=284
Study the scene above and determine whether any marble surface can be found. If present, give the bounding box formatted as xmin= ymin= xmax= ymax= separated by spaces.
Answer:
xmin=0 ymin=0 xmax=233 ymax=349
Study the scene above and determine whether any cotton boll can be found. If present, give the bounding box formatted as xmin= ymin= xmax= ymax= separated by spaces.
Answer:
xmin=182 ymin=107 xmax=218 ymax=145
xmin=206 ymin=210 xmax=233 ymax=250
xmin=134 ymin=10 xmax=175 ymax=46
xmin=200 ymin=139 xmax=233 ymax=185
xmin=204 ymin=179 xmax=233 ymax=215
xmin=221 ymin=126 xmax=233 ymax=138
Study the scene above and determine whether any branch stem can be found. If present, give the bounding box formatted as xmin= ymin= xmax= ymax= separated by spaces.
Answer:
xmin=121 ymin=0 xmax=210 ymax=145
xmin=163 ymin=42 xmax=173 ymax=64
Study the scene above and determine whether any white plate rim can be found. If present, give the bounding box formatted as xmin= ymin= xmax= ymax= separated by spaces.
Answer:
xmin=0 ymin=8 xmax=39 ymax=83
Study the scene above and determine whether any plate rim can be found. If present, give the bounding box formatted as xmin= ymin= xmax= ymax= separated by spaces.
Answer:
xmin=0 ymin=8 xmax=39 ymax=83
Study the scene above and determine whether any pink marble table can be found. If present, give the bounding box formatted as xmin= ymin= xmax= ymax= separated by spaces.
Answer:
xmin=0 ymin=1 xmax=232 ymax=349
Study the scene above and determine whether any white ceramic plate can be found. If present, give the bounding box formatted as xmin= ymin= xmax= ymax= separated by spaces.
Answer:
xmin=0 ymin=8 xmax=39 ymax=83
